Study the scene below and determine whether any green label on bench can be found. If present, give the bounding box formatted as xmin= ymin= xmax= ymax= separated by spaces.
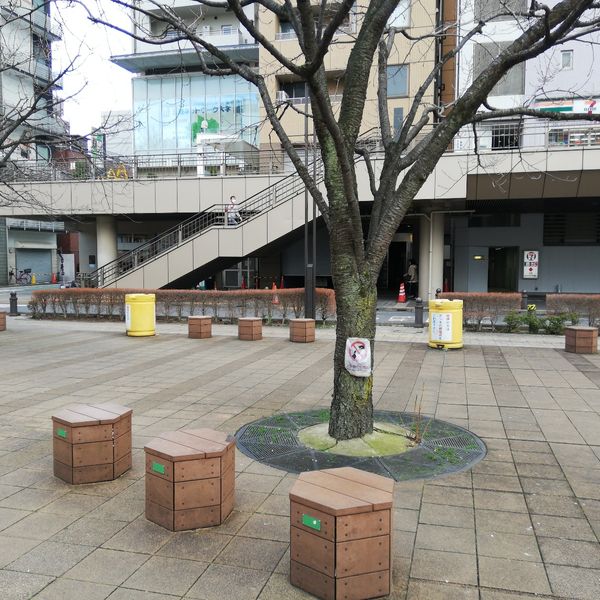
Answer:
xmin=302 ymin=514 xmax=321 ymax=531
xmin=152 ymin=461 xmax=165 ymax=475
xmin=56 ymin=428 xmax=67 ymax=439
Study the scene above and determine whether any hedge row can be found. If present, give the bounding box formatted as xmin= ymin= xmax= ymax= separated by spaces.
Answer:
xmin=546 ymin=294 xmax=600 ymax=327
xmin=28 ymin=288 xmax=336 ymax=323
xmin=437 ymin=292 xmax=522 ymax=330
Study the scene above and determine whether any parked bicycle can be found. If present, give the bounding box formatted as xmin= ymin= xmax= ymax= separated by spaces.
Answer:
xmin=8 ymin=268 xmax=32 ymax=285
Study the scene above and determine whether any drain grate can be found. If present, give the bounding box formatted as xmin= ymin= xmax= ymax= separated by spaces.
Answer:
xmin=238 ymin=424 xmax=299 ymax=447
xmin=424 ymin=434 xmax=484 ymax=451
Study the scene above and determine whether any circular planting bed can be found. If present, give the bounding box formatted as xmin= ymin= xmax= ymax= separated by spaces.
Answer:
xmin=235 ymin=409 xmax=487 ymax=482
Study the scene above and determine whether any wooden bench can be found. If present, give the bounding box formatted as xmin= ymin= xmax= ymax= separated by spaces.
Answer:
xmin=188 ymin=316 xmax=212 ymax=339
xmin=290 ymin=318 xmax=315 ymax=343
xmin=238 ymin=317 xmax=262 ymax=341
xmin=0 ymin=312 xmax=6 ymax=332
xmin=145 ymin=428 xmax=235 ymax=531
xmin=289 ymin=466 xmax=394 ymax=600
xmin=52 ymin=403 xmax=132 ymax=484
xmin=565 ymin=326 xmax=598 ymax=354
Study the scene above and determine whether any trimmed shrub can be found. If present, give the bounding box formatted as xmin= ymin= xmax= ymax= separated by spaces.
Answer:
xmin=29 ymin=287 xmax=336 ymax=323
xmin=546 ymin=294 xmax=600 ymax=327
xmin=438 ymin=292 xmax=521 ymax=331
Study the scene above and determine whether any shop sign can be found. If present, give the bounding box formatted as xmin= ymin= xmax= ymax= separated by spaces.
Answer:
xmin=523 ymin=250 xmax=539 ymax=279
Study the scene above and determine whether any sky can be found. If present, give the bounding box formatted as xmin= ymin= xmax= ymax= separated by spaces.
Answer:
xmin=54 ymin=0 xmax=133 ymax=136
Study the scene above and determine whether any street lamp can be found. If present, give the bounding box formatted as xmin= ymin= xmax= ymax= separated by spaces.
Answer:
xmin=304 ymin=83 xmax=317 ymax=319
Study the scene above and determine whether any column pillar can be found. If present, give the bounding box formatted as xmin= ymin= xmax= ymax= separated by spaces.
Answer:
xmin=418 ymin=216 xmax=430 ymax=301
xmin=430 ymin=213 xmax=445 ymax=297
xmin=96 ymin=216 xmax=118 ymax=268
xmin=418 ymin=213 xmax=445 ymax=300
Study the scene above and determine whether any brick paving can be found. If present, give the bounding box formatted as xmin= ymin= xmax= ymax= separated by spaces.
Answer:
xmin=0 ymin=316 xmax=598 ymax=599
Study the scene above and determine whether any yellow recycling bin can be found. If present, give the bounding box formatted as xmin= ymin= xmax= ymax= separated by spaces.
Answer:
xmin=428 ymin=299 xmax=463 ymax=349
xmin=125 ymin=293 xmax=156 ymax=337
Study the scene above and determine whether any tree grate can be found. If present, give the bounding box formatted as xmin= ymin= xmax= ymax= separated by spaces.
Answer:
xmin=235 ymin=409 xmax=487 ymax=482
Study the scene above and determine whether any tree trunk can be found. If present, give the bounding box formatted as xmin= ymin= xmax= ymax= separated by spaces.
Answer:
xmin=328 ymin=268 xmax=377 ymax=440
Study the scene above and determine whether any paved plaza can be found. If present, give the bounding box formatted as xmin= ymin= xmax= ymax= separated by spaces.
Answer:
xmin=0 ymin=317 xmax=599 ymax=599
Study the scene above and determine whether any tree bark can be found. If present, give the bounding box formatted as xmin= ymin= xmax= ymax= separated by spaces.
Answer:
xmin=328 ymin=260 xmax=377 ymax=440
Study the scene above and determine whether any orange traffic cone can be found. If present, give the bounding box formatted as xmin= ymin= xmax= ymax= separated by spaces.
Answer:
xmin=397 ymin=282 xmax=406 ymax=303
xmin=272 ymin=282 xmax=280 ymax=305
xmin=51 ymin=272 xmax=57 ymax=284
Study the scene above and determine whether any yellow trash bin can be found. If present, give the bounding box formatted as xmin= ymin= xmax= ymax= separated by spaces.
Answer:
xmin=428 ymin=299 xmax=463 ymax=349
xmin=125 ymin=293 xmax=156 ymax=337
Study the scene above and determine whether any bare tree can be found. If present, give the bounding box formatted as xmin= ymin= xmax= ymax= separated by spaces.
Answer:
xmin=94 ymin=0 xmax=600 ymax=440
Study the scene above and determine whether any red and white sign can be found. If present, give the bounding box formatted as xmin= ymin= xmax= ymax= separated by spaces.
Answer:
xmin=523 ymin=250 xmax=539 ymax=279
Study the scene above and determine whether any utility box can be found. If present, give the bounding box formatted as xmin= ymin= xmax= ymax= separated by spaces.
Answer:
xmin=125 ymin=293 xmax=156 ymax=337
xmin=428 ymin=299 xmax=463 ymax=349
xmin=289 ymin=467 xmax=394 ymax=600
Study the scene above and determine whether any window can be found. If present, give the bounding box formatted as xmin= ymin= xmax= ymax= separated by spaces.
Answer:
xmin=281 ymin=81 xmax=307 ymax=99
xmin=393 ymin=108 xmax=404 ymax=140
xmin=473 ymin=43 xmax=525 ymax=95
xmin=221 ymin=24 xmax=232 ymax=35
xmin=561 ymin=50 xmax=573 ymax=70
xmin=474 ymin=0 xmax=527 ymax=21
xmin=387 ymin=65 xmax=409 ymax=98
xmin=544 ymin=213 xmax=600 ymax=245
xmin=388 ymin=0 xmax=410 ymax=29
xmin=469 ymin=213 xmax=520 ymax=227
xmin=491 ymin=122 xmax=521 ymax=149
xmin=549 ymin=127 xmax=600 ymax=146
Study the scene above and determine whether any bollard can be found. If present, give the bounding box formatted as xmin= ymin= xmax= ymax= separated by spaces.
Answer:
xmin=521 ymin=290 xmax=528 ymax=310
xmin=9 ymin=292 xmax=18 ymax=316
xmin=414 ymin=297 xmax=424 ymax=328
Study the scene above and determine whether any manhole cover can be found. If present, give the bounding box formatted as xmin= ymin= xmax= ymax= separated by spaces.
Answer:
xmin=235 ymin=410 xmax=487 ymax=482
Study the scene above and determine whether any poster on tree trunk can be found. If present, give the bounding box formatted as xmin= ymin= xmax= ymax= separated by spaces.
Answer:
xmin=345 ymin=338 xmax=372 ymax=378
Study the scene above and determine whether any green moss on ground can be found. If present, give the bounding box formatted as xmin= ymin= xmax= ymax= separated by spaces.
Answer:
xmin=298 ymin=422 xmax=414 ymax=457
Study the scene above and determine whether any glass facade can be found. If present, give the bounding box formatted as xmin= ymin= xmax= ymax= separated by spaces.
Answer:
xmin=133 ymin=74 xmax=261 ymax=154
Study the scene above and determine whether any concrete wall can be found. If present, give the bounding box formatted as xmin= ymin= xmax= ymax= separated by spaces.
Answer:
xmin=452 ymin=214 xmax=600 ymax=293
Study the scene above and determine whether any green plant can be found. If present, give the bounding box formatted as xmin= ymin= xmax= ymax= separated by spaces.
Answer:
xmin=503 ymin=311 xmax=522 ymax=333
xmin=544 ymin=314 xmax=568 ymax=335
xmin=524 ymin=307 xmax=542 ymax=334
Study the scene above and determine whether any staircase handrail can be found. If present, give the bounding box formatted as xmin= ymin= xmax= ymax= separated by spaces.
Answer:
xmin=87 ymin=158 xmax=324 ymax=287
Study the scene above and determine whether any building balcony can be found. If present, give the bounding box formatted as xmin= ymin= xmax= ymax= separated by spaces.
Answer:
xmin=113 ymin=28 xmax=258 ymax=72
xmin=0 ymin=3 xmax=62 ymax=40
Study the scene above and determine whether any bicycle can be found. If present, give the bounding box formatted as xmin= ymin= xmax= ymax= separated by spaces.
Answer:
xmin=9 ymin=269 xmax=32 ymax=285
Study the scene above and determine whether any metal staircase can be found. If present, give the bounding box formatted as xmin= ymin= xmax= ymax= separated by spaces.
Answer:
xmin=86 ymin=159 xmax=325 ymax=288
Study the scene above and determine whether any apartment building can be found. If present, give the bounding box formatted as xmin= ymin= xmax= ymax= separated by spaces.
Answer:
xmin=446 ymin=0 xmax=600 ymax=295
xmin=0 ymin=0 xmax=66 ymax=284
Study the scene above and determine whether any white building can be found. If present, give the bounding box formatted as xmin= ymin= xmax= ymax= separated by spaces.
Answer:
xmin=0 ymin=0 xmax=66 ymax=284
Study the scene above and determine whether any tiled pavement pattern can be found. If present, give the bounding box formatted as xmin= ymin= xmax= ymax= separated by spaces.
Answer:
xmin=0 ymin=317 xmax=599 ymax=599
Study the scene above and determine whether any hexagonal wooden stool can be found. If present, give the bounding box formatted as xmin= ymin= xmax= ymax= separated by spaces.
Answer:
xmin=290 ymin=318 xmax=315 ymax=343
xmin=565 ymin=326 xmax=598 ymax=354
xmin=145 ymin=429 xmax=235 ymax=531
xmin=52 ymin=403 xmax=132 ymax=484
xmin=0 ymin=312 xmax=6 ymax=331
xmin=188 ymin=316 xmax=212 ymax=339
xmin=289 ymin=467 xmax=394 ymax=600
xmin=238 ymin=317 xmax=262 ymax=341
